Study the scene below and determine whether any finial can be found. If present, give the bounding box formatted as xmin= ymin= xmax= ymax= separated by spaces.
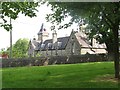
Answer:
xmin=40 ymin=23 xmax=44 ymax=32
xmin=38 ymin=23 xmax=44 ymax=35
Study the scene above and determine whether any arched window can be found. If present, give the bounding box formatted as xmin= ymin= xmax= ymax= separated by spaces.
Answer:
xmin=73 ymin=43 xmax=75 ymax=54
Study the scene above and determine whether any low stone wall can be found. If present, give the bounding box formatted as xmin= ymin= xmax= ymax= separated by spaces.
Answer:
xmin=2 ymin=54 xmax=109 ymax=68
xmin=2 ymin=57 xmax=47 ymax=68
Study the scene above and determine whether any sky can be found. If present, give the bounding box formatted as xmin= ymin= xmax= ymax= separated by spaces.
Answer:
xmin=0 ymin=3 xmax=78 ymax=50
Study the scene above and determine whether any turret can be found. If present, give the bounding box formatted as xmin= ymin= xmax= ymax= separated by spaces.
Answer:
xmin=37 ymin=23 xmax=49 ymax=42
xmin=38 ymin=23 xmax=43 ymax=42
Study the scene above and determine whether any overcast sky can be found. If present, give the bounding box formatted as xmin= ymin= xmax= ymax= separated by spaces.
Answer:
xmin=0 ymin=3 xmax=78 ymax=50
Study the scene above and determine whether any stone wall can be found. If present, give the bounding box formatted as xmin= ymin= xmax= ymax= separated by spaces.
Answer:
xmin=1 ymin=54 xmax=109 ymax=68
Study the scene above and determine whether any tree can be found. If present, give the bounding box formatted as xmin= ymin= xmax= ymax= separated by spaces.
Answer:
xmin=6 ymin=38 xmax=29 ymax=58
xmin=0 ymin=1 xmax=39 ymax=31
xmin=0 ymin=1 xmax=39 ymax=58
xmin=46 ymin=2 xmax=120 ymax=78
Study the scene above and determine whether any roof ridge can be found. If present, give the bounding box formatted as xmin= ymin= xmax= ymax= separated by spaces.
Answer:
xmin=44 ymin=36 xmax=70 ymax=42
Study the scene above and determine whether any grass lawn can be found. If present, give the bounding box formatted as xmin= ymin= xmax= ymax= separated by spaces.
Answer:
xmin=1 ymin=61 xmax=118 ymax=88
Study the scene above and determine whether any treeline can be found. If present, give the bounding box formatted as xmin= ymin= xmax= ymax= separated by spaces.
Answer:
xmin=0 ymin=38 xmax=29 ymax=58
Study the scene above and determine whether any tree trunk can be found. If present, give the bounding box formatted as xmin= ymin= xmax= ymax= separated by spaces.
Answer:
xmin=112 ymin=25 xmax=119 ymax=79
xmin=113 ymin=2 xmax=120 ymax=79
xmin=105 ymin=39 xmax=114 ymax=61
xmin=105 ymin=27 xmax=119 ymax=79
xmin=107 ymin=50 xmax=114 ymax=61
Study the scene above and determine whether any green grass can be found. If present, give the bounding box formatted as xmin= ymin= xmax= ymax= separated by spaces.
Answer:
xmin=2 ymin=62 xmax=118 ymax=88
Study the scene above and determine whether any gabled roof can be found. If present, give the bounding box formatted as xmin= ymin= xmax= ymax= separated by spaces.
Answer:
xmin=38 ymin=36 xmax=70 ymax=51
xmin=75 ymin=32 xmax=91 ymax=48
xmin=75 ymin=32 xmax=106 ymax=49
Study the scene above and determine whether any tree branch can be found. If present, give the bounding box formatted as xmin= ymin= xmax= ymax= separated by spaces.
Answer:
xmin=102 ymin=16 xmax=113 ymax=29
xmin=93 ymin=23 xmax=99 ymax=29
xmin=98 ymin=4 xmax=115 ymax=27
xmin=102 ymin=11 xmax=115 ymax=27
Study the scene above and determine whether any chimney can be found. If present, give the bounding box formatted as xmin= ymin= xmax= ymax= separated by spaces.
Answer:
xmin=52 ymin=30 xmax=57 ymax=44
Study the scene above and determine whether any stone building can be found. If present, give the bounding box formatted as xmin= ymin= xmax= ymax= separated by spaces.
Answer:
xmin=28 ymin=24 xmax=107 ymax=57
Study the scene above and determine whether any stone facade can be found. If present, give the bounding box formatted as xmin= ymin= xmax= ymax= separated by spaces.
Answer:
xmin=38 ymin=50 xmax=67 ymax=57
xmin=65 ymin=30 xmax=81 ymax=55
xmin=28 ymin=24 xmax=107 ymax=57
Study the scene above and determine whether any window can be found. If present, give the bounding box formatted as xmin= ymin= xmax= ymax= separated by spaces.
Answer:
xmin=48 ymin=43 xmax=52 ymax=49
xmin=71 ymin=37 xmax=74 ymax=42
xmin=58 ymin=42 xmax=62 ymax=48
xmin=41 ymin=44 xmax=45 ymax=49
xmin=73 ymin=43 xmax=75 ymax=54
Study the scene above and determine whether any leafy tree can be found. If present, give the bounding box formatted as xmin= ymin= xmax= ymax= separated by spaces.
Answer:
xmin=0 ymin=1 xmax=39 ymax=58
xmin=0 ymin=1 xmax=39 ymax=31
xmin=46 ymin=2 xmax=120 ymax=78
xmin=7 ymin=38 xmax=29 ymax=58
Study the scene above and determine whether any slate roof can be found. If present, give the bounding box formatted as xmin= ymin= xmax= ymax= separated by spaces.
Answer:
xmin=38 ymin=36 xmax=70 ymax=51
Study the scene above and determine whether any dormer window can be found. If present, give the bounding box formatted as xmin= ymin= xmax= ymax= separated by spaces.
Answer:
xmin=48 ymin=43 xmax=52 ymax=49
xmin=58 ymin=42 xmax=62 ymax=48
xmin=41 ymin=44 xmax=45 ymax=49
